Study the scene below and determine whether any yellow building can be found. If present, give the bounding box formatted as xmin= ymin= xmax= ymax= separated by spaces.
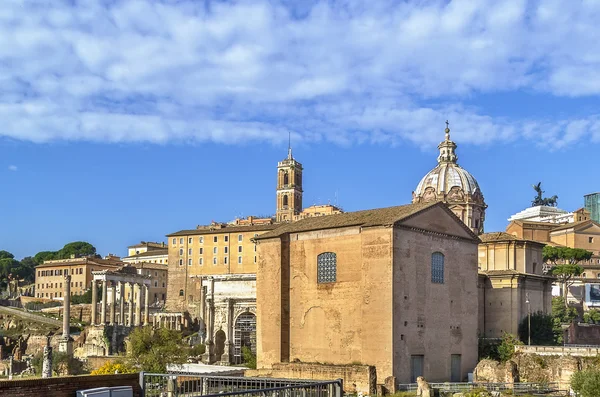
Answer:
xmin=35 ymin=257 xmax=122 ymax=299
xmin=123 ymin=241 xmax=168 ymax=264
xmin=255 ymin=201 xmax=480 ymax=384
xmin=477 ymin=232 xmax=554 ymax=338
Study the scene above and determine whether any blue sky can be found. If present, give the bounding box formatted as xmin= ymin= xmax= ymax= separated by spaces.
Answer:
xmin=1 ymin=0 xmax=599 ymax=259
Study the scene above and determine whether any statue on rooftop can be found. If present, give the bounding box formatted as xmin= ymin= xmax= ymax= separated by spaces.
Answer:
xmin=531 ymin=182 xmax=558 ymax=207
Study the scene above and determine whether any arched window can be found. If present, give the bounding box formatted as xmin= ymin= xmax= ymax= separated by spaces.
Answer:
xmin=283 ymin=195 xmax=289 ymax=207
xmin=179 ymin=289 xmax=184 ymax=297
xmin=431 ymin=252 xmax=444 ymax=284
xmin=283 ymin=172 xmax=289 ymax=185
xmin=317 ymin=252 xmax=337 ymax=283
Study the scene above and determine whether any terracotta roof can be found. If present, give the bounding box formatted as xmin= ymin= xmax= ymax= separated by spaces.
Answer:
xmin=167 ymin=223 xmax=278 ymax=237
xmin=479 ymin=232 xmax=545 ymax=246
xmin=508 ymin=219 xmax=564 ymax=227
xmin=131 ymin=262 xmax=168 ymax=270
xmin=124 ymin=249 xmax=168 ymax=259
xmin=550 ymin=220 xmax=600 ymax=233
xmin=480 ymin=269 xmax=555 ymax=279
xmin=36 ymin=259 xmax=122 ymax=269
xmin=255 ymin=201 xmax=478 ymax=241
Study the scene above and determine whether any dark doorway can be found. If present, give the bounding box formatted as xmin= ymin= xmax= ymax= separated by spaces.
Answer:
xmin=214 ymin=330 xmax=226 ymax=362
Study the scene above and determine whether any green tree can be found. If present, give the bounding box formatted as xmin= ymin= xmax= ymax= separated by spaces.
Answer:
xmin=584 ymin=309 xmax=600 ymax=324
xmin=0 ymin=250 xmax=14 ymax=260
xmin=127 ymin=327 xmax=188 ymax=373
xmin=34 ymin=251 xmax=56 ymax=265
xmin=518 ymin=311 xmax=556 ymax=345
xmin=572 ymin=368 xmax=600 ymax=397
xmin=241 ymin=346 xmax=257 ymax=369
xmin=0 ymin=257 xmax=32 ymax=288
xmin=552 ymin=296 xmax=578 ymax=344
xmin=497 ymin=333 xmax=523 ymax=362
xmin=544 ymin=246 xmax=592 ymax=308
xmin=56 ymin=241 xmax=97 ymax=259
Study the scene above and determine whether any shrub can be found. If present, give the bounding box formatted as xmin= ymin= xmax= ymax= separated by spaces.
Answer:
xmin=241 ymin=346 xmax=256 ymax=369
xmin=497 ymin=333 xmax=522 ymax=362
xmin=518 ymin=312 xmax=556 ymax=346
xmin=572 ymin=368 xmax=600 ymax=397
xmin=91 ymin=360 xmax=137 ymax=375
xmin=189 ymin=344 xmax=206 ymax=357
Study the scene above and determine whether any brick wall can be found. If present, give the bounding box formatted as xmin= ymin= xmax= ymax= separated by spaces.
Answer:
xmin=0 ymin=373 xmax=142 ymax=397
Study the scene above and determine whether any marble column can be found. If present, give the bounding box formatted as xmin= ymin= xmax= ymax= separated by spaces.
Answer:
xmin=118 ymin=281 xmax=125 ymax=326
xmin=90 ymin=280 xmax=97 ymax=326
xmin=62 ymin=275 xmax=71 ymax=337
xmin=135 ymin=283 xmax=142 ymax=326
xmin=100 ymin=280 xmax=107 ymax=325
xmin=144 ymin=284 xmax=150 ymax=326
xmin=59 ymin=274 xmax=74 ymax=355
xmin=110 ymin=281 xmax=117 ymax=325
xmin=221 ymin=299 xmax=233 ymax=363
xmin=42 ymin=338 xmax=52 ymax=378
xmin=127 ymin=282 xmax=134 ymax=327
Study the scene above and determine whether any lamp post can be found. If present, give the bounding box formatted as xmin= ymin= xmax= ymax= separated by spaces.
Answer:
xmin=526 ymin=293 xmax=531 ymax=346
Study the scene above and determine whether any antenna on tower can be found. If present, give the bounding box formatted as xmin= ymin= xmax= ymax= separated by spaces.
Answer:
xmin=287 ymin=131 xmax=293 ymax=159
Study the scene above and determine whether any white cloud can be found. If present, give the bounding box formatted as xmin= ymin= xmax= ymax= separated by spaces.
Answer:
xmin=8 ymin=165 xmax=17 ymax=171
xmin=0 ymin=0 xmax=599 ymax=148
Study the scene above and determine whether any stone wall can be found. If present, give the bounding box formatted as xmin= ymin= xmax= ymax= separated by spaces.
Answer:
xmin=42 ymin=304 xmax=93 ymax=323
xmin=0 ymin=374 xmax=142 ymax=397
xmin=25 ymin=335 xmax=62 ymax=357
xmin=85 ymin=355 xmax=121 ymax=371
xmin=246 ymin=362 xmax=376 ymax=394
xmin=474 ymin=355 xmax=581 ymax=390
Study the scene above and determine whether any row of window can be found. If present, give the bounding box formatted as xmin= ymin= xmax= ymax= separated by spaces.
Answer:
xmin=179 ymin=245 xmax=253 ymax=256
xmin=179 ymin=256 xmax=256 ymax=266
xmin=38 ymin=281 xmax=85 ymax=290
xmin=173 ymin=234 xmax=255 ymax=246
xmin=38 ymin=268 xmax=85 ymax=277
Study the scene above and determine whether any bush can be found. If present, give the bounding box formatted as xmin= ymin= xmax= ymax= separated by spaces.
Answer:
xmin=32 ymin=351 xmax=88 ymax=376
xmin=189 ymin=344 xmax=206 ymax=357
xmin=241 ymin=346 xmax=256 ymax=369
xmin=25 ymin=301 xmax=61 ymax=310
xmin=584 ymin=309 xmax=600 ymax=324
xmin=91 ymin=360 xmax=137 ymax=375
xmin=518 ymin=312 xmax=556 ymax=346
xmin=497 ymin=333 xmax=522 ymax=362
xmin=572 ymin=368 xmax=600 ymax=397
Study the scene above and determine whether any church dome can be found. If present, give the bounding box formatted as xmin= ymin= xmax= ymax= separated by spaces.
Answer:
xmin=412 ymin=123 xmax=486 ymax=234
xmin=414 ymin=163 xmax=482 ymax=199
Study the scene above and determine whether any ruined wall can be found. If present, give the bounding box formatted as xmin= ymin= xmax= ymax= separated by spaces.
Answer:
xmin=566 ymin=322 xmax=600 ymax=345
xmin=474 ymin=355 xmax=581 ymax=390
xmin=393 ymin=213 xmax=479 ymax=384
xmin=247 ymin=362 xmax=376 ymax=395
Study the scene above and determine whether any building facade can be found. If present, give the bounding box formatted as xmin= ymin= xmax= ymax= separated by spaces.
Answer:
xmin=255 ymin=202 xmax=480 ymax=384
xmin=412 ymin=124 xmax=487 ymax=235
xmin=477 ymin=232 xmax=554 ymax=338
xmin=122 ymin=241 xmax=168 ymax=265
xmin=35 ymin=257 xmax=122 ymax=299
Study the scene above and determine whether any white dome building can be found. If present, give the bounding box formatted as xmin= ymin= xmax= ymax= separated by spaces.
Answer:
xmin=412 ymin=124 xmax=487 ymax=234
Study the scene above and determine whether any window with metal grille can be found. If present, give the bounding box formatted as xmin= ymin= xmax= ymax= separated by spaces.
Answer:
xmin=233 ymin=312 xmax=256 ymax=364
xmin=317 ymin=252 xmax=337 ymax=283
xmin=431 ymin=252 xmax=445 ymax=284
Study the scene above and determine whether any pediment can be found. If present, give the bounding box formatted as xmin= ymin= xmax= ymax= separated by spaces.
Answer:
xmin=396 ymin=204 xmax=476 ymax=240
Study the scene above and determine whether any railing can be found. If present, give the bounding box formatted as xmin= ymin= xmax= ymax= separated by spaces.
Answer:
xmin=140 ymin=373 xmax=342 ymax=397
xmin=397 ymin=382 xmax=564 ymax=395
xmin=516 ymin=344 xmax=600 ymax=356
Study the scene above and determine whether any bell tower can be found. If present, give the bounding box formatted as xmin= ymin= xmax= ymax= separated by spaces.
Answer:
xmin=276 ymin=135 xmax=303 ymax=222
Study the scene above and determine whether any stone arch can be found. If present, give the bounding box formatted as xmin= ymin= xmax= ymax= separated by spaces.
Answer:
xmin=214 ymin=330 xmax=226 ymax=362
xmin=233 ymin=311 xmax=256 ymax=364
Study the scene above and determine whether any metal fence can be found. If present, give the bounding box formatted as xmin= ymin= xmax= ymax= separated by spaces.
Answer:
xmin=397 ymin=382 xmax=566 ymax=395
xmin=140 ymin=373 xmax=343 ymax=397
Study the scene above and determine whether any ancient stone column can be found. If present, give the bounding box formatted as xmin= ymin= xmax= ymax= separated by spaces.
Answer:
xmin=118 ymin=281 xmax=125 ymax=326
xmin=144 ymin=284 xmax=150 ymax=326
xmin=91 ymin=280 xmax=98 ymax=325
xmin=62 ymin=275 xmax=71 ymax=337
xmin=8 ymin=355 xmax=13 ymax=380
xmin=100 ymin=280 xmax=107 ymax=325
xmin=110 ymin=281 xmax=117 ymax=325
xmin=222 ymin=298 xmax=233 ymax=364
xmin=42 ymin=338 xmax=52 ymax=378
xmin=135 ymin=283 xmax=142 ymax=327
xmin=127 ymin=282 xmax=134 ymax=327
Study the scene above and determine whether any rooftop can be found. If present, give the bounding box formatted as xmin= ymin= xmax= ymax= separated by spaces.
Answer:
xmin=124 ymin=249 xmax=168 ymax=259
xmin=479 ymin=232 xmax=545 ymax=245
xmin=167 ymin=223 xmax=278 ymax=237
xmin=255 ymin=201 xmax=478 ymax=241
